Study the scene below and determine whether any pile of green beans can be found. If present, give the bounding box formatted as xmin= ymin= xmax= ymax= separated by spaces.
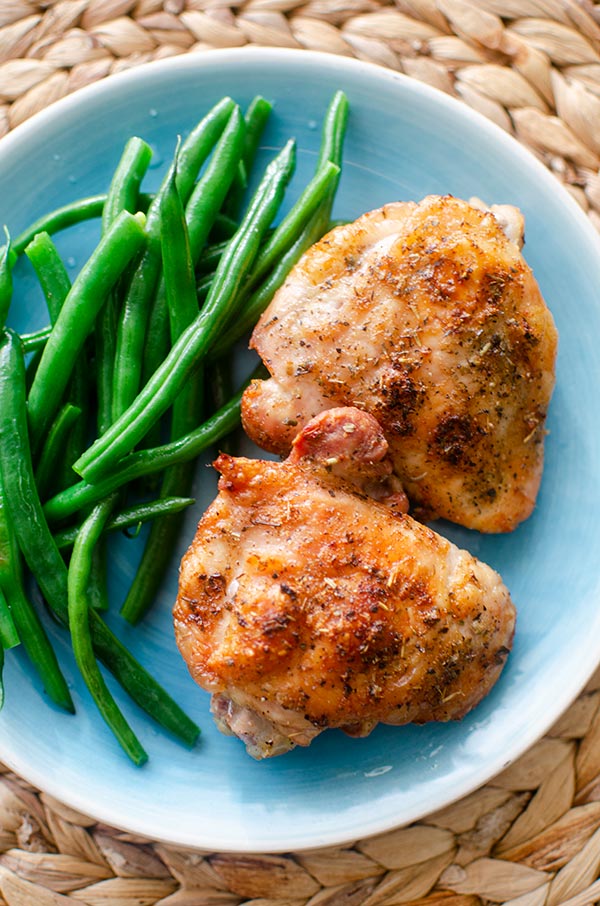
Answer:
xmin=0 ymin=91 xmax=348 ymax=763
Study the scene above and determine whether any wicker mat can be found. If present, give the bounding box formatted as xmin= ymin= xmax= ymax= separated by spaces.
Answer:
xmin=2 ymin=2 xmax=600 ymax=905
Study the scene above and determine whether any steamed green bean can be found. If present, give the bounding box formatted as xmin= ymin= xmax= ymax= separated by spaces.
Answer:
xmin=27 ymin=211 xmax=146 ymax=451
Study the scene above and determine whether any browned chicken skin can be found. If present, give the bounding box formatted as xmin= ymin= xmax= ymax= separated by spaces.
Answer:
xmin=242 ymin=195 xmax=558 ymax=533
xmin=174 ymin=408 xmax=516 ymax=758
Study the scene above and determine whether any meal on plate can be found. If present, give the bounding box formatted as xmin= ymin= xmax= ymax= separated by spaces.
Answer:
xmin=174 ymin=191 xmax=557 ymax=757
xmin=0 ymin=83 xmax=557 ymax=764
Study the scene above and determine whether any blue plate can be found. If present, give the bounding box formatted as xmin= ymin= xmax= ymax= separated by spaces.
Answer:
xmin=1 ymin=48 xmax=599 ymax=853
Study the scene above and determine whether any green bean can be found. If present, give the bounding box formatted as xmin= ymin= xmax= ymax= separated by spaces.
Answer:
xmin=23 ymin=232 xmax=91 ymax=480
xmin=161 ymin=157 xmax=206 ymax=437
xmin=34 ymin=403 xmax=81 ymax=501
xmin=22 ymin=235 xmax=71 ymax=396
xmin=24 ymin=232 xmax=71 ymax=324
xmin=248 ymin=160 xmax=339 ymax=289
xmin=20 ymin=325 xmax=51 ymax=354
xmin=137 ymin=287 xmax=170 ymax=455
xmin=0 ymin=230 xmax=12 ymax=329
xmin=112 ymin=98 xmax=238 ymax=421
xmin=22 ymin=234 xmax=67 ymax=322
xmin=0 ymin=430 xmax=73 ymax=712
xmin=244 ymin=96 xmax=272 ymax=158
xmin=10 ymin=194 xmax=157 ymax=263
xmin=102 ymin=137 xmax=153 ymax=233
xmin=13 ymin=195 xmax=106 ymax=258
xmin=210 ymin=203 xmax=332 ymax=358
xmin=27 ymin=210 xmax=146 ymax=452
xmin=58 ymin=355 xmax=91 ymax=493
xmin=75 ymin=140 xmax=296 ymax=482
xmin=92 ymin=621 xmax=199 ymax=746
xmin=53 ymin=497 xmax=195 ymax=549
xmin=305 ymin=92 xmax=347 ymax=233
xmin=185 ymin=108 xmax=246 ymax=264
xmin=45 ymin=382 xmax=247 ymax=522
xmin=96 ymin=308 xmax=119 ymax=440
xmin=163 ymin=154 xmax=206 ymax=338
xmin=0 ymin=584 xmax=19 ymax=650
xmin=316 ymin=90 xmax=349 ymax=172
xmin=0 ymin=571 xmax=72 ymax=710
xmin=160 ymin=152 xmax=207 ymax=449
xmin=0 ymin=329 xmax=198 ymax=745
xmin=0 ymin=645 xmax=4 ymax=709
xmin=95 ymin=140 xmax=152 ymax=436
xmin=223 ymin=96 xmax=272 ymax=220
xmin=68 ymin=496 xmax=148 ymax=765
xmin=95 ymin=292 xmax=118 ymax=437
xmin=12 ymin=193 xmax=152 ymax=260
xmin=175 ymin=100 xmax=237 ymax=200
xmin=86 ymin=544 xmax=109 ymax=612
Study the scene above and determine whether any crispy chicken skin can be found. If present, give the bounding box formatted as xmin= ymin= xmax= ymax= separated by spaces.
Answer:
xmin=174 ymin=408 xmax=516 ymax=759
xmin=242 ymin=195 xmax=558 ymax=533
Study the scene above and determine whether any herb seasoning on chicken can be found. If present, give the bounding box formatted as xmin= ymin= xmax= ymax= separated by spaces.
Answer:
xmin=242 ymin=195 xmax=558 ymax=533
xmin=174 ymin=408 xmax=516 ymax=758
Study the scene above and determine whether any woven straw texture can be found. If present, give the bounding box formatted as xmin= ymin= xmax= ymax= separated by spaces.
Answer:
xmin=2 ymin=2 xmax=600 ymax=904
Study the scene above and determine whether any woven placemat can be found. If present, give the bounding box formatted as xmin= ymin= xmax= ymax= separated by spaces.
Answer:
xmin=2 ymin=2 xmax=600 ymax=905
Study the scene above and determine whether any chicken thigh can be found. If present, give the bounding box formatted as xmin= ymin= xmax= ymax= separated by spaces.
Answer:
xmin=174 ymin=407 xmax=516 ymax=759
xmin=242 ymin=195 xmax=558 ymax=533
